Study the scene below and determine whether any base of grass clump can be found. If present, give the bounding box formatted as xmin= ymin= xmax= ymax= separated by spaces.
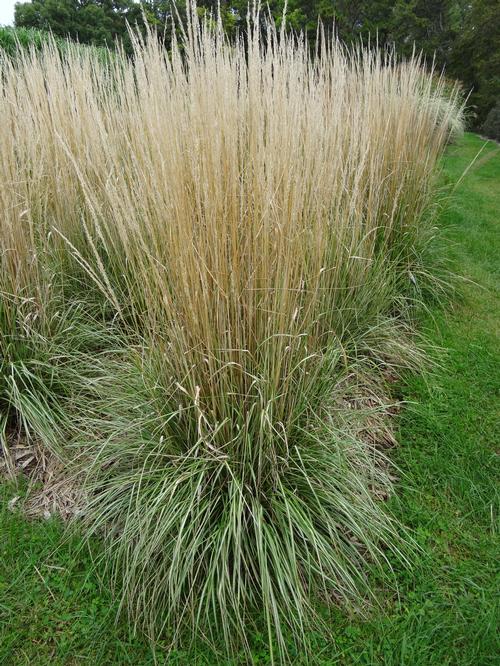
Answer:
xmin=67 ymin=328 xmax=420 ymax=661
xmin=0 ymin=299 xmax=114 ymax=520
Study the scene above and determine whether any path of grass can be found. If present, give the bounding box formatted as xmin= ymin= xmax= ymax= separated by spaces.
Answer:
xmin=0 ymin=133 xmax=498 ymax=664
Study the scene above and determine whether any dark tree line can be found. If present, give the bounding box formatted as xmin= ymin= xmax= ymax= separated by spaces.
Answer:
xmin=12 ymin=0 xmax=500 ymax=128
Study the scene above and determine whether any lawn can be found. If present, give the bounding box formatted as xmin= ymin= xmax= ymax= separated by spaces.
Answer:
xmin=0 ymin=132 xmax=498 ymax=665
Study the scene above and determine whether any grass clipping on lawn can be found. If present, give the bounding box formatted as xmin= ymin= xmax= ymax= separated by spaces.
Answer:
xmin=0 ymin=6 xmax=464 ymax=662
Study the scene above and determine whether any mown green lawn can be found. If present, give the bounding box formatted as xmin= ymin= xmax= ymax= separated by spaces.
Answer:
xmin=1 ymin=132 xmax=498 ymax=665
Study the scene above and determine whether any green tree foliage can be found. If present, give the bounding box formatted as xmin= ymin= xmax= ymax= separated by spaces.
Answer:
xmin=14 ymin=0 xmax=145 ymax=51
xmin=12 ymin=0 xmax=499 ymax=123
xmin=448 ymin=0 xmax=500 ymax=126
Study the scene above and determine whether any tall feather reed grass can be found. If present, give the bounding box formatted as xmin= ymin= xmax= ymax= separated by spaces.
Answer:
xmin=0 ymin=7 xmax=464 ymax=661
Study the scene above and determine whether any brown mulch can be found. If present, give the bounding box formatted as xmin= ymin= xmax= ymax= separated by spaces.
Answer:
xmin=1 ymin=429 xmax=84 ymax=521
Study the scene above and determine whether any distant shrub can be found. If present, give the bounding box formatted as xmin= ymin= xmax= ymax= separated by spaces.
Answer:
xmin=0 ymin=26 xmax=57 ymax=54
xmin=483 ymin=102 xmax=500 ymax=141
xmin=0 ymin=26 xmax=111 ymax=62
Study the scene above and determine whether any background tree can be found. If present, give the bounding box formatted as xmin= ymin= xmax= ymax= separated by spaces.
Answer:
xmin=449 ymin=0 xmax=500 ymax=126
xmin=14 ymin=0 xmax=145 ymax=50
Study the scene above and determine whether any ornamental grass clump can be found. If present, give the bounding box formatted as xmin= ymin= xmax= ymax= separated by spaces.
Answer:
xmin=0 ymin=7 xmax=464 ymax=661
